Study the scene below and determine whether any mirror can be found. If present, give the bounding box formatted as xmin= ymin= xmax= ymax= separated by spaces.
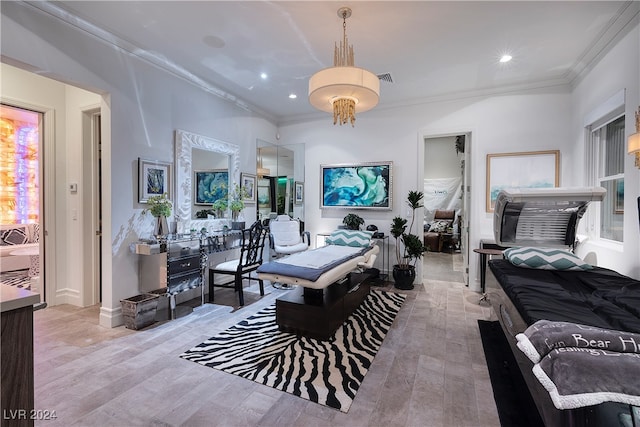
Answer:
xmin=256 ymin=140 xmax=304 ymax=223
xmin=175 ymin=129 xmax=240 ymax=230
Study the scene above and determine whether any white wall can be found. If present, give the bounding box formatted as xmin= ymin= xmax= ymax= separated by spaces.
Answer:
xmin=424 ymin=136 xmax=461 ymax=179
xmin=2 ymin=2 xmax=278 ymax=327
xmin=570 ymin=24 xmax=640 ymax=277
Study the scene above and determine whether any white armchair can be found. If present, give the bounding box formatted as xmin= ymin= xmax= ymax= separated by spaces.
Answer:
xmin=269 ymin=215 xmax=310 ymax=257
xmin=268 ymin=215 xmax=310 ymax=289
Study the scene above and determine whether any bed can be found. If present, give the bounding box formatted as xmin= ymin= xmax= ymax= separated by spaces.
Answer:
xmin=257 ymin=229 xmax=380 ymax=339
xmin=486 ymin=187 xmax=640 ymax=427
xmin=257 ymin=229 xmax=379 ymax=291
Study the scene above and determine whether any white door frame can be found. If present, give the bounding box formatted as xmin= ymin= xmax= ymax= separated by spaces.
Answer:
xmin=81 ymin=107 xmax=102 ymax=306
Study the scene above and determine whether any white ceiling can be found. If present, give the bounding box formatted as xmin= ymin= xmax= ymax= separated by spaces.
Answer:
xmin=45 ymin=1 xmax=638 ymax=125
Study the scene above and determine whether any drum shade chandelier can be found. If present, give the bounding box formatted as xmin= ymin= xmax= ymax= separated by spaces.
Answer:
xmin=308 ymin=7 xmax=379 ymax=127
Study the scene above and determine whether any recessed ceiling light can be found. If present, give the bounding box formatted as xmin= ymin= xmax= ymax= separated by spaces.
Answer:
xmin=289 ymin=93 xmax=297 ymax=99
xmin=260 ymin=72 xmax=268 ymax=79
xmin=499 ymin=54 xmax=513 ymax=63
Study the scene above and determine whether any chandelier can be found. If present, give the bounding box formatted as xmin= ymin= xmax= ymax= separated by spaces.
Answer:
xmin=308 ymin=7 xmax=380 ymax=126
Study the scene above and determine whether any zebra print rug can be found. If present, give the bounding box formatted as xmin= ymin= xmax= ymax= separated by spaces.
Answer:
xmin=179 ymin=289 xmax=405 ymax=412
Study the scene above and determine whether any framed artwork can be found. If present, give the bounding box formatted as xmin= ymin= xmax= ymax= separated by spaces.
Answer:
xmin=294 ymin=181 xmax=304 ymax=205
xmin=258 ymin=183 xmax=270 ymax=209
xmin=241 ymin=173 xmax=257 ymax=203
xmin=138 ymin=158 xmax=172 ymax=203
xmin=486 ymin=150 xmax=559 ymax=212
xmin=194 ymin=169 xmax=228 ymax=205
xmin=320 ymin=161 xmax=393 ymax=210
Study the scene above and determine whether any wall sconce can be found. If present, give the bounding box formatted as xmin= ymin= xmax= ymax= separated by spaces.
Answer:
xmin=629 ymin=106 xmax=640 ymax=168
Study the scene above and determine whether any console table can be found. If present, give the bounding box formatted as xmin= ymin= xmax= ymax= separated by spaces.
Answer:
xmin=132 ymin=231 xmax=242 ymax=319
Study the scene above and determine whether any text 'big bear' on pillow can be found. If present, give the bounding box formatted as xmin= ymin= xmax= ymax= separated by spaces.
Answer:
xmin=504 ymin=247 xmax=593 ymax=271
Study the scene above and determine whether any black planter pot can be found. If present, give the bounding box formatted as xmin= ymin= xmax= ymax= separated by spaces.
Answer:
xmin=393 ymin=265 xmax=416 ymax=290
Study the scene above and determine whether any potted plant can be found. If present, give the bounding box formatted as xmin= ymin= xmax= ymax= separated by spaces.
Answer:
xmin=390 ymin=190 xmax=427 ymax=290
xmin=211 ymin=199 xmax=228 ymax=218
xmin=343 ymin=213 xmax=364 ymax=230
xmin=144 ymin=193 xmax=172 ymax=239
xmin=229 ymin=183 xmax=249 ymax=229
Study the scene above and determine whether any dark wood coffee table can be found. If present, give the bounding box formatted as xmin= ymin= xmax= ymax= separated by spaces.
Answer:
xmin=275 ymin=272 xmax=371 ymax=340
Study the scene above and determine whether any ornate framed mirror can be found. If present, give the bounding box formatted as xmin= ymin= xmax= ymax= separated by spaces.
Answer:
xmin=174 ymin=129 xmax=240 ymax=230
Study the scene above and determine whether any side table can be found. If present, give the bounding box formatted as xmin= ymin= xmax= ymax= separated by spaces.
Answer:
xmin=473 ymin=248 xmax=504 ymax=303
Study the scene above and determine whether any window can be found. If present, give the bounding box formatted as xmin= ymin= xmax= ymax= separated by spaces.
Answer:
xmin=587 ymin=115 xmax=625 ymax=242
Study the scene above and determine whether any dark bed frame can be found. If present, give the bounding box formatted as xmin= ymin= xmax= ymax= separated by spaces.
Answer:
xmin=486 ymin=267 xmax=634 ymax=427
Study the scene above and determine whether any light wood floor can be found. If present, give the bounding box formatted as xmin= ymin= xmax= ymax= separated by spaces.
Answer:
xmin=33 ymin=252 xmax=500 ymax=427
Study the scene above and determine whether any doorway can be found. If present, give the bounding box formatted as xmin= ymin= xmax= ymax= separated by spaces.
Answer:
xmin=0 ymin=104 xmax=45 ymax=294
xmin=82 ymin=109 xmax=103 ymax=305
xmin=423 ymin=133 xmax=471 ymax=285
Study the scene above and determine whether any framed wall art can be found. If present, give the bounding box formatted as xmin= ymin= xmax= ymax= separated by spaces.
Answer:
xmin=194 ymin=169 xmax=228 ymax=205
xmin=241 ymin=173 xmax=257 ymax=203
xmin=486 ymin=150 xmax=559 ymax=212
xmin=320 ymin=161 xmax=392 ymax=210
xmin=138 ymin=158 xmax=172 ymax=203
xmin=294 ymin=181 xmax=304 ymax=205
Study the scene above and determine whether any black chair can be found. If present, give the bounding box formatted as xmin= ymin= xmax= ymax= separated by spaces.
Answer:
xmin=208 ymin=221 xmax=267 ymax=306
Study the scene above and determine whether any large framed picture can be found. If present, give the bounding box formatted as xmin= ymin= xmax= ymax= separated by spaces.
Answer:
xmin=241 ymin=173 xmax=257 ymax=203
xmin=138 ymin=158 xmax=172 ymax=203
xmin=294 ymin=181 xmax=304 ymax=205
xmin=194 ymin=169 xmax=228 ymax=205
xmin=320 ymin=161 xmax=392 ymax=210
xmin=486 ymin=150 xmax=559 ymax=212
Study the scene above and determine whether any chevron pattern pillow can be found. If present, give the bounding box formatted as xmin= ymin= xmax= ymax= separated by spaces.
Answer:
xmin=326 ymin=230 xmax=373 ymax=247
xmin=504 ymin=247 xmax=593 ymax=271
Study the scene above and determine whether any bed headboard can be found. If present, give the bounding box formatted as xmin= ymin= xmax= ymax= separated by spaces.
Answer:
xmin=493 ymin=187 xmax=606 ymax=248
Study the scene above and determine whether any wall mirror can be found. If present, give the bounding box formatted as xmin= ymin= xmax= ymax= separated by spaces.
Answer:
xmin=175 ymin=129 xmax=240 ymax=229
xmin=256 ymin=139 xmax=304 ymax=223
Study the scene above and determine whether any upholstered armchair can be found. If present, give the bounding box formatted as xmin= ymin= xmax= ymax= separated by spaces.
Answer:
xmin=423 ymin=210 xmax=456 ymax=252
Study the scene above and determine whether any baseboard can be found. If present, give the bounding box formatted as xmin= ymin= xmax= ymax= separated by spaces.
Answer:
xmin=99 ymin=305 xmax=123 ymax=328
xmin=55 ymin=287 xmax=81 ymax=305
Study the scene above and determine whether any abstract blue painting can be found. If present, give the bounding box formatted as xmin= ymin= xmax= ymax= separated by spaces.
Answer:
xmin=195 ymin=170 xmax=228 ymax=205
xmin=321 ymin=162 xmax=392 ymax=210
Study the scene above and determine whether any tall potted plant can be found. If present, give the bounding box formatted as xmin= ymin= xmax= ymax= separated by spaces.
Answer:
xmin=145 ymin=193 xmax=172 ymax=239
xmin=390 ymin=190 xmax=427 ymax=290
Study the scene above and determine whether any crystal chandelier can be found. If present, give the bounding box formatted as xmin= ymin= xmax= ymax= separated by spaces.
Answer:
xmin=308 ymin=7 xmax=380 ymax=126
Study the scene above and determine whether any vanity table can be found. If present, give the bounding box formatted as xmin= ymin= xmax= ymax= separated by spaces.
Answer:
xmin=133 ymin=231 xmax=242 ymax=319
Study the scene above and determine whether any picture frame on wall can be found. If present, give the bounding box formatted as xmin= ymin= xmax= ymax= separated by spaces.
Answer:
xmin=294 ymin=181 xmax=304 ymax=205
xmin=320 ymin=161 xmax=393 ymax=210
xmin=138 ymin=158 xmax=172 ymax=203
xmin=486 ymin=150 xmax=559 ymax=212
xmin=194 ymin=169 xmax=228 ymax=205
xmin=241 ymin=173 xmax=257 ymax=203
xmin=258 ymin=181 xmax=270 ymax=209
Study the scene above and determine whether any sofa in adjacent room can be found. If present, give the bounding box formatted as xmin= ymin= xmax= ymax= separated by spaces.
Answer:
xmin=423 ymin=210 xmax=456 ymax=252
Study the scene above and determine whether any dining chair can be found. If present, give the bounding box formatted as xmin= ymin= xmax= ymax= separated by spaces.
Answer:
xmin=208 ymin=221 xmax=267 ymax=306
